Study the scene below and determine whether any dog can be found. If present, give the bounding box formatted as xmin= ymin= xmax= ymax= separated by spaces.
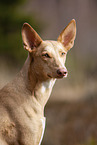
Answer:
xmin=0 ymin=19 xmax=76 ymax=145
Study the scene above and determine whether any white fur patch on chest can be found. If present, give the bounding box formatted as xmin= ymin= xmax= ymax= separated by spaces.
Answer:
xmin=39 ymin=117 xmax=46 ymax=145
xmin=43 ymin=80 xmax=53 ymax=89
xmin=41 ymin=85 xmax=46 ymax=93
xmin=41 ymin=80 xmax=52 ymax=93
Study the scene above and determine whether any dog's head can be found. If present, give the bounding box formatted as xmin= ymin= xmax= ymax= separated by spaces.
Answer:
xmin=22 ymin=20 xmax=76 ymax=80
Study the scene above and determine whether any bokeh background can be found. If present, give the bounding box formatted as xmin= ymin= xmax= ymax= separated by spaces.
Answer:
xmin=0 ymin=0 xmax=97 ymax=145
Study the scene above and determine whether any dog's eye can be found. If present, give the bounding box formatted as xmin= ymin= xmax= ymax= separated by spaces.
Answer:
xmin=42 ymin=53 xmax=50 ymax=58
xmin=61 ymin=52 xmax=66 ymax=56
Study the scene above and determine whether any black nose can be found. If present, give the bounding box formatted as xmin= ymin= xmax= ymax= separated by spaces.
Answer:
xmin=57 ymin=69 xmax=68 ymax=77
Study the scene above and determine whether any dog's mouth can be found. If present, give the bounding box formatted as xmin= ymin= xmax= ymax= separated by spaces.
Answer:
xmin=58 ymin=72 xmax=68 ymax=78
xmin=47 ymin=73 xmax=68 ymax=79
xmin=56 ymin=74 xmax=68 ymax=79
xmin=47 ymin=74 xmax=52 ymax=78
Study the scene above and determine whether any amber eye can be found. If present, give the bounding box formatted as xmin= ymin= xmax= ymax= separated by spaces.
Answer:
xmin=61 ymin=52 xmax=66 ymax=56
xmin=42 ymin=53 xmax=51 ymax=58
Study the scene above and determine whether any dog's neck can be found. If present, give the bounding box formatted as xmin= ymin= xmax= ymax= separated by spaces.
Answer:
xmin=34 ymin=78 xmax=56 ymax=109
xmin=19 ymin=55 xmax=56 ymax=110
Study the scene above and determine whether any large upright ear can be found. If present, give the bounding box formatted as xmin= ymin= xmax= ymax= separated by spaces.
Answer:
xmin=57 ymin=19 xmax=76 ymax=51
xmin=22 ymin=23 xmax=43 ymax=53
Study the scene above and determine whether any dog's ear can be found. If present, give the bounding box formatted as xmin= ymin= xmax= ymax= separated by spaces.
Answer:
xmin=22 ymin=23 xmax=43 ymax=53
xmin=57 ymin=19 xmax=76 ymax=51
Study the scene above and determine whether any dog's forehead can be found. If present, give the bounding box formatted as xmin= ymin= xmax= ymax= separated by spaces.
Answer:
xmin=41 ymin=40 xmax=67 ymax=53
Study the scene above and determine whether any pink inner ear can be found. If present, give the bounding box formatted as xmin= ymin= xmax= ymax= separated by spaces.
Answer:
xmin=63 ymin=31 xmax=73 ymax=46
xmin=25 ymin=30 xmax=36 ymax=48
xmin=28 ymin=36 xmax=36 ymax=48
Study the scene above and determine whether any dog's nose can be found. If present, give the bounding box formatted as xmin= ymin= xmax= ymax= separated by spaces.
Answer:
xmin=57 ymin=68 xmax=68 ymax=77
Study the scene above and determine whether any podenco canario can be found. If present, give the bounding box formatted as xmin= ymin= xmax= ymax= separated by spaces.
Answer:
xmin=0 ymin=19 xmax=76 ymax=145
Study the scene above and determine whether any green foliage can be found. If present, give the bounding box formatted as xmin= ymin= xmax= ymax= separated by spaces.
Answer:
xmin=0 ymin=0 xmax=25 ymax=6
xmin=0 ymin=0 xmax=42 ymax=64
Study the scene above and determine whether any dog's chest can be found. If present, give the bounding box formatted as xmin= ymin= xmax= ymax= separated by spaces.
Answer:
xmin=39 ymin=117 xmax=46 ymax=145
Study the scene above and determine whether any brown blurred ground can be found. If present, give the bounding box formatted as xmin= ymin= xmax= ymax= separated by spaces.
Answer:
xmin=42 ymin=96 xmax=97 ymax=145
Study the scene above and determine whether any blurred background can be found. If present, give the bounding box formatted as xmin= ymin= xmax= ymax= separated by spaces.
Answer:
xmin=0 ymin=0 xmax=97 ymax=144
